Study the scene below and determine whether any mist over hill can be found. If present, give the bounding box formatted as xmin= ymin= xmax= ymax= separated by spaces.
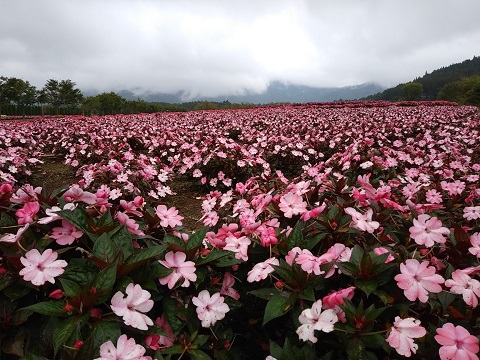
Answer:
xmin=115 ymin=81 xmax=384 ymax=104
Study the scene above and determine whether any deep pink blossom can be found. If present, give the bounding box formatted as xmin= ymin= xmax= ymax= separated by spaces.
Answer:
xmin=435 ymin=323 xmax=479 ymax=360
xmin=145 ymin=314 xmax=174 ymax=350
xmin=110 ymin=283 xmax=154 ymax=330
xmin=409 ymin=214 xmax=450 ymax=247
xmin=19 ymin=248 xmax=67 ymax=286
xmin=394 ymin=259 xmax=445 ymax=303
xmin=386 ymin=317 xmax=426 ymax=357
xmin=220 ymin=272 xmax=240 ymax=300
xmin=192 ymin=290 xmax=230 ymax=328
xmin=95 ymin=334 xmax=152 ymax=360
xmin=117 ymin=211 xmax=145 ymax=236
xmin=15 ymin=201 xmax=40 ymax=224
xmin=158 ymin=251 xmax=197 ymax=289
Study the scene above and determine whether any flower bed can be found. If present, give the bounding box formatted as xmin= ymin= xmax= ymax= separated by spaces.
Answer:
xmin=1 ymin=101 xmax=479 ymax=359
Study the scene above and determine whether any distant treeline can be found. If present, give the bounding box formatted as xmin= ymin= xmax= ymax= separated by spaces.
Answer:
xmin=366 ymin=56 xmax=480 ymax=105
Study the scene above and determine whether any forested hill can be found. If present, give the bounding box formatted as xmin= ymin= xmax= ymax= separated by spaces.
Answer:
xmin=367 ymin=56 xmax=480 ymax=101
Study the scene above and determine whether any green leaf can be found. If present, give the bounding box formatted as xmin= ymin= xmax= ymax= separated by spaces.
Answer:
xmin=91 ymin=263 xmax=117 ymax=304
xmin=4 ymin=284 xmax=31 ymax=300
xmin=59 ymin=278 xmax=82 ymax=298
xmin=263 ymin=293 xmax=296 ymax=326
xmin=0 ymin=212 xmax=16 ymax=227
xmin=53 ymin=314 xmax=89 ymax=355
xmin=271 ymin=259 xmax=297 ymax=284
xmin=148 ymin=261 xmax=174 ymax=278
xmin=196 ymin=249 xmax=231 ymax=265
xmin=438 ymin=291 xmax=457 ymax=309
xmin=186 ymin=226 xmax=208 ymax=250
xmin=111 ymin=225 xmax=134 ymax=259
xmin=92 ymin=232 xmax=118 ymax=263
xmin=287 ymin=221 xmax=304 ymax=249
xmin=163 ymin=297 xmax=187 ymax=334
xmin=188 ymin=349 xmax=212 ymax=360
xmin=0 ymin=277 xmax=13 ymax=291
xmin=91 ymin=320 xmax=122 ymax=349
xmin=124 ymin=244 xmax=168 ymax=265
xmin=20 ymin=355 xmax=50 ymax=360
xmin=57 ymin=207 xmax=90 ymax=232
xmin=22 ymin=301 xmax=66 ymax=316
xmin=248 ymin=287 xmax=280 ymax=300
xmin=303 ymin=232 xmax=328 ymax=250
xmin=269 ymin=340 xmax=284 ymax=359
xmin=346 ymin=337 xmax=365 ymax=360
xmin=349 ymin=245 xmax=364 ymax=268
xmin=96 ymin=209 xmax=114 ymax=227
xmin=355 ymin=279 xmax=378 ymax=296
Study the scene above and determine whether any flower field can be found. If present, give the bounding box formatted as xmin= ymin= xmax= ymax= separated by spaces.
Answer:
xmin=1 ymin=101 xmax=480 ymax=359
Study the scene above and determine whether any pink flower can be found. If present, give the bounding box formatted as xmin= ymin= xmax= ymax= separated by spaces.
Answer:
xmin=386 ymin=317 xmax=426 ymax=357
xmin=117 ymin=211 xmax=145 ymax=236
xmin=297 ymin=299 xmax=338 ymax=343
xmin=322 ymin=286 xmax=355 ymax=309
xmin=435 ymin=323 xmax=479 ymax=360
xmin=0 ymin=223 xmax=29 ymax=243
xmin=19 ymin=248 xmax=67 ymax=286
xmin=394 ymin=259 xmax=445 ymax=303
xmin=445 ymin=269 xmax=480 ymax=308
xmin=110 ymin=283 xmax=154 ymax=330
xmin=469 ymin=233 xmax=480 ymax=257
xmin=373 ymin=247 xmax=395 ymax=263
xmin=344 ymin=207 xmax=380 ymax=233
xmin=278 ymin=192 xmax=307 ymax=218
xmin=220 ymin=272 xmax=240 ymax=300
xmin=192 ymin=290 xmax=230 ymax=328
xmin=260 ymin=227 xmax=278 ymax=247
xmin=295 ymin=251 xmax=325 ymax=276
xmin=409 ymin=214 xmax=450 ymax=247
xmin=10 ymin=185 xmax=41 ymax=204
xmin=223 ymin=235 xmax=251 ymax=261
xmin=300 ymin=205 xmax=326 ymax=221
xmin=50 ymin=220 xmax=84 ymax=245
xmin=15 ymin=201 xmax=40 ymax=224
xmin=247 ymin=257 xmax=279 ymax=283
xmin=425 ymin=189 xmax=443 ymax=204
xmin=464 ymin=206 xmax=480 ymax=221
xmin=63 ymin=185 xmax=96 ymax=204
xmin=95 ymin=334 xmax=152 ymax=360
xmin=145 ymin=314 xmax=174 ymax=350
xmin=155 ymin=205 xmax=183 ymax=228
xmin=158 ymin=251 xmax=197 ymax=289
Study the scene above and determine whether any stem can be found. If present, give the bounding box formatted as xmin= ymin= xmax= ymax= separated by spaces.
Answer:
xmin=333 ymin=327 xmax=387 ymax=336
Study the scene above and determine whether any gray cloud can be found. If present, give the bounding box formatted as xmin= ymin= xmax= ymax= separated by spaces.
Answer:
xmin=1 ymin=0 xmax=480 ymax=97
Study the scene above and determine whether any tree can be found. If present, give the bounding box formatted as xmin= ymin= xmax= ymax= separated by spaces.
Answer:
xmin=403 ymin=82 xmax=423 ymax=101
xmin=41 ymin=79 xmax=83 ymax=113
xmin=0 ymin=76 xmax=8 ymax=117
xmin=3 ymin=78 xmax=37 ymax=117
xmin=437 ymin=75 xmax=480 ymax=105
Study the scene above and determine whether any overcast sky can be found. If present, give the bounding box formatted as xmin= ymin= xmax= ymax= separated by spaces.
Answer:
xmin=1 ymin=0 xmax=480 ymax=98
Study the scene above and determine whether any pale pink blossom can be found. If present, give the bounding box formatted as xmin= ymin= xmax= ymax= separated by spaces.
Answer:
xmin=110 ymin=283 xmax=154 ymax=330
xmin=158 ymin=251 xmax=197 ymax=289
xmin=373 ymin=247 xmax=395 ymax=263
xmin=296 ymin=299 xmax=338 ymax=343
xmin=155 ymin=205 xmax=183 ymax=228
xmin=464 ymin=206 xmax=480 ymax=221
xmin=445 ymin=269 xmax=480 ymax=308
xmin=386 ymin=317 xmax=426 ymax=357
xmin=37 ymin=203 xmax=76 ymax=224
xmin=19 ymin=248 xmax=67 ymax=286
xmin=295 ymin=251 xmax=325 ymax=276
xmin=344 ymin=207 xmax=380 ymax=233
xmin=192 ymin=290 xmax=230 ymax=328
xmin=278 ymin=192 xmax=307 ymax=218
xmin=10 ymin=185 xmax=41 ymax=204
xmin=0 ymin=223 xmax=29 ymax=243
xmin=409 ymin=214 xmax=450 ymax=247
xmin=247 ymin=257 xmax=279 ymax=283
xmin=117 ymin=211 xmax=145 ymax=236
xmin=223 ymin=235 xmax=251 ymax=261
xmin=63 ymin=185 xmax=97 ymax=204
xmin=95 ymin=334 xmax=152 ymax=360
xmin=15 ymin=201 xmax=40 ymax=225
xmin=425 ymin=189 xmax=443 ymax=204
xmin=202 ymin=211 xmax=219 ymax=227
xmin=394 ymin=259 xmax=445 ymax=303
xmin=220 ymin=272 xmax=240 ymax=300
xmin=469 ymin=233 xmax=480 ymax=257
xmin=50 ymin=220 xmax=84 ymax=245
xmin=435 ymin=323 xmax=479 ymax=360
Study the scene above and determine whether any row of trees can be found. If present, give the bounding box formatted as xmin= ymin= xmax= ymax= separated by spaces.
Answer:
xmin=0 ymin=77 xmax=83 ymax=116
xmin=0 ymin=76 xmax=258 ymax=117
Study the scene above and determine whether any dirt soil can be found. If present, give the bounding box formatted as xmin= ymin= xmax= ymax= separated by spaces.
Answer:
xmin=31 ymin=155 xmax=203 ymax=232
